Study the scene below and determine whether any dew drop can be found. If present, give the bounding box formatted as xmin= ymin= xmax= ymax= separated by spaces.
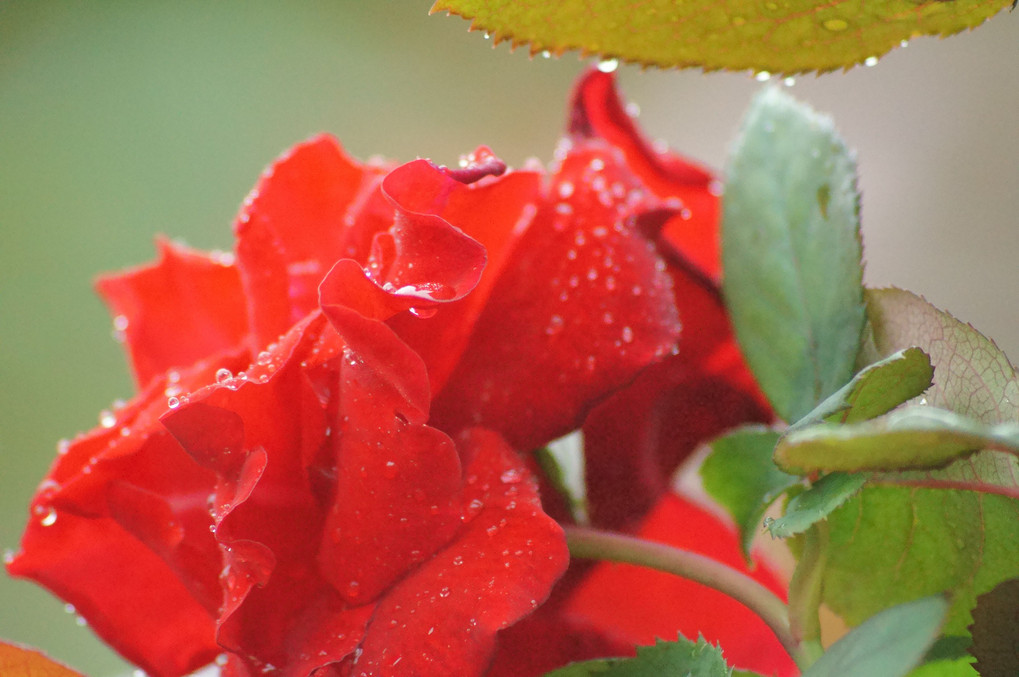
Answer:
xmin=500 ymin=468 xmax=523 ymax=484
xmin=783 ymin=76 xmax=797 ymax=87
xmin=597 ymin=58 xmax=618 ymax=73
xmin=621 ymin=326 xmax=634 ymax=344
xmin=167 ymin=396 xmax=180 ymax=409
xmin=755 ymin=71 xmax=772 ymax=82
xmin=40 ymin=507 xmax=57 ymax=527
xmin=99 ymin=410 xmax=116 ymax=428
xmin=215 ymin=368 xmax=233 ymax=384
xmin=864 ymin=55 xmax=879 ymax=67
xmin=439 ymin=587 xmax=451 ymax=598
xmin=256 ymin=350 xmax=273 ymax=366
xmin=557 ymin=181 xmax=575 ymax=199
xmin=545 ymin=315 xmax=564 ymax=336
xmin=383 ymin=461 xmax=398 ymax=479
xmin=453 ymin=555 xmax=464 ymax=566
xmin=541 ymin=50 xmax=551 ymax=59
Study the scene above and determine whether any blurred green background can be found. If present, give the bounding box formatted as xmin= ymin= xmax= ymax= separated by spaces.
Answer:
xmin=1 ymin=2 xmax=1016 ymax=674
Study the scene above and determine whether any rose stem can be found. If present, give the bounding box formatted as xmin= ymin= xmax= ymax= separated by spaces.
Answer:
xmin=564 ymin=525 xmax=810 ymax=669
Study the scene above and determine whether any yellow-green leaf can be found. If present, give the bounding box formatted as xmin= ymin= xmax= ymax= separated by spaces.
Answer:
xmin=430 ymin=0 xmax=1013 ymax=74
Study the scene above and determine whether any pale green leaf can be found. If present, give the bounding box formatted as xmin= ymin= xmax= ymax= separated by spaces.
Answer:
xmin=801 ymin=595 xmax=949 ymax=677
xmin=722 ymin=88 xmax=864 ymax=423
xmin=790 ymin=347 xmax=933 ymax=432
xmin=765 ymin=472 xmax=865 ymax=538
xmin=775 ymin=406 xmax=1019 ymax=475
xmin=700 ymin=427 xmax=798 ymax=556
xmin=431 ymin=0 xmax=1012 ymax=74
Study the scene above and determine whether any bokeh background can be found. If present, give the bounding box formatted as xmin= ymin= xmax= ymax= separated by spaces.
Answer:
xmin=1 ymin=2 xmax=1016 ymax=674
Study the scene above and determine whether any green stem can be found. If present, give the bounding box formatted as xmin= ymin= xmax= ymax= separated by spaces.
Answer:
xmin=786 ymin=522 xmax=828 ymax=665
xmin=565 ymin=525 xmax=811 ymax=669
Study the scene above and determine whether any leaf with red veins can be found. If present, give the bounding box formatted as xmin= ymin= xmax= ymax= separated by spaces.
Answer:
xmin=568 ymin=69 xmax=721 ymax=281
xmin=430 ymin=145 xmax=681 ymax=451
xmin=234 ymin=134 xmax=391 ymax=345
xmin=96 ymin=237 xmax=248 ymax=388
xmin=380 ymin=157 xmax=543 ymax=392
xmin=350 ymin=428 xmax=568 ymax=677
xmin=565 ymin=493 xmax=796 ymax=677
xmin=583 ymin=260 xmax=770 ymax=529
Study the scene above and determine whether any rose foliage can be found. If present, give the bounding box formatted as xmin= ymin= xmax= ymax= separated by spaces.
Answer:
xmin=7 ymin=71 xmax=789 ymax=677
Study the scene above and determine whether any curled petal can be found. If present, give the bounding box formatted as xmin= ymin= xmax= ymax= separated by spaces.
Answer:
xmin=430 ymin=145 xmax=681 ymax=450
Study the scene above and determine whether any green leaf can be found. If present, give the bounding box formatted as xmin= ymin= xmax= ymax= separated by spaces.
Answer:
xmin=775 ymin=406 xmax=1019 ymax=475
xmin=968 ymin=577 xmax=1019 ymax=676
xmin=543 ymin=635 xmax=738 ymax=677
xmin=765 ymin=472 xmax=865 ymax=538
xmin=801 ymin=595 xmax=949 ymax=677
xmin=789 ymin=347 xmax=934 ymax=432
xmin=821 ymin=488 xmax=1019 ymax=637
xmin=721 ymin=88 xmax=864 ymax=423
xmin=431 ymin=0 xmax=1013 ymax=74
xmin=700 ymin=427 xmax=798 ymax=556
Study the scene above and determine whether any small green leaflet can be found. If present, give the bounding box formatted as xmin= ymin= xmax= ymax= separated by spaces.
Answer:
xmin=431 ymin=0 xmax=1013 ymax=74
xmin=765 ymin=472 xmax=865 ymax=539
xmin=787 ymin=347 xmax=933 ymax=432
xmin=722 ymin=87 xmax=864 ymax=424
xmin=542 ymin=635 xmax=743 ymax=677
xmin=700 ymin=427 xmax=798 ymax=556
xmin=800 ymin=595 xmax=950 ymax=677
xmin=775 ymin=406 xmax=1019 ymax=475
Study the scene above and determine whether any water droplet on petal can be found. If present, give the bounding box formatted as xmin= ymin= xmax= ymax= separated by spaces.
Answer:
xmin=167 ymin=396 xmax=180 ymax=409
xmin=40 ymin=507 xmax=57 ymax=527
xmin=864 ymin=55 xmax=879 ymax=67
xmin=99 ymin=410 xmax=116 ymax=428
xmin=215 ymin=368 xmax=233 ymax=384
xmin=597 ymin=58 xmax=618 ymax=73
xmin=500 ymin=468 xmax=523 ymax=484
xmin=755 ymin=71 xmax=772 ymax=82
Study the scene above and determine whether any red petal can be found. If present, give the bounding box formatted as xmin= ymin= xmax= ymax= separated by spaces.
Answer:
xmin=317 ymin=317 xmax=462 ymax=604
xmin=430 ymin=144 xmax=681 ymax=450
xmin=379 ymin=158 xmax=542 ymax=392
xmin=234 ymin=135 xmax=390 ymax=346
xmin=317 ymin=205 xmax=486 ymax=324
xmin=565 ymin=493 xmax=796 ymax=677
xmin=351 ymin=429 xmax=568 ymax=677
xmin=97 ymin=239 xmax=248 ymax=388
xmin=569 ymin=69 xmax=721 ymax=281
xmin=7 ymin=352 xmax=249 ymax=676
xmin=583 ymin=268 xmax=770 ymax=529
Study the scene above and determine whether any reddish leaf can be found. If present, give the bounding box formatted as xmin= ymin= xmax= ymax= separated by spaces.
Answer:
xmin=0 ymin=641 xmax=85 ymax=677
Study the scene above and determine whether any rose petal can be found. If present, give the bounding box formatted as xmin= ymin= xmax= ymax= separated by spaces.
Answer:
xmin=379 ymin=158 xmax=542 ymax=392
xmin=97 ymin=239 xmax=248 ymax=388
xmin=234 ymin=135 xmax=390 ymax=346
xmin=565 ymin=493 xmax=796 ymax=677
xmin=568 ymin=69 xmax=721 ymax=281
xmin=583 ymin=268 xmax=770 ymax=529
xmin=350 ymin=428 xmax=568 ymax=677
xmin=430 ymin=144 xmax=681 ymax=450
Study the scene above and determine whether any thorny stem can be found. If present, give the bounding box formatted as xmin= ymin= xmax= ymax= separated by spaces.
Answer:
xmin=564 ymin=525 xmax=813 ymax=669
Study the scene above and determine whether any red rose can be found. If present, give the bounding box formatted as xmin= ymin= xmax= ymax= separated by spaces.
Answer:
xmin=7 ymin=69 xmax=761 ymax=677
